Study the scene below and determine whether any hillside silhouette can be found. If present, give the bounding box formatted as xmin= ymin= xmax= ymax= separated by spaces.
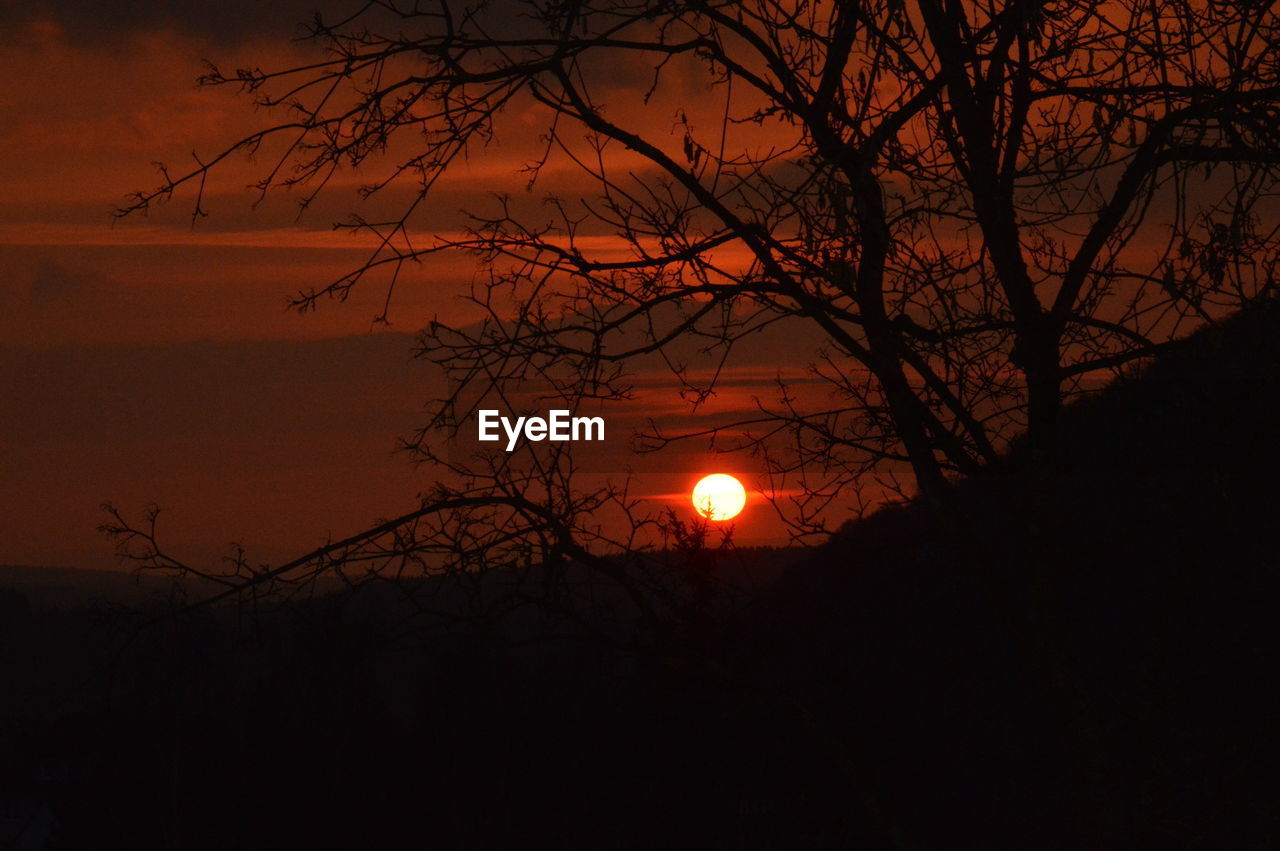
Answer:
xmin=5 ymin=302 xmax=1280 ymax=848
xmin=767 ymin=298 xmax=1280 ymax=846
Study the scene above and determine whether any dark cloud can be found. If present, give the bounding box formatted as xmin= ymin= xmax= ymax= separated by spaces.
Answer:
xmin=0 ymin=332 xmax=434 ymax=443
xmin=1 ymin=0 xmax=359 ymax=45
xmin=3 ymin=0 xmax=683 ymax=91
xmin=0 ymin=333 xmax=434 ymax=567
xmin=27 ymin=260 xmax=103 ymax=304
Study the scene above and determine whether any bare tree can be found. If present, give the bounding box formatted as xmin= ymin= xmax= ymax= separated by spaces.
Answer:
xmin=111 ymin=0 xmax=1280 ymax=587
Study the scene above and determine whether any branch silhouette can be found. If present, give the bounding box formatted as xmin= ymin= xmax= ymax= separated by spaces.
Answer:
xmin=112 ymin=0 xmax=1280 ymax=587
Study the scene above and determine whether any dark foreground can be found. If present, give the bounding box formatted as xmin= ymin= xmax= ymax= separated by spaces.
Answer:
xmin=5 ymin=304 xmax=1280 ymax=849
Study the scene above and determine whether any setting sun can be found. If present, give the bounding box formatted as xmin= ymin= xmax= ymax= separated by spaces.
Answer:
xmin=691 ymin=474 xmax=747 ymax=522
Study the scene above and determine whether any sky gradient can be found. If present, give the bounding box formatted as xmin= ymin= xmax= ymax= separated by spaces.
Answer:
xmin=1 ymin=5 xmax=832 ymax=569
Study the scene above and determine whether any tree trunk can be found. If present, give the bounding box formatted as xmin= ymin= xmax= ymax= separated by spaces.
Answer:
xmin=879 ymin=364 xmax=951 ymax=501
xmin=1019 ymin=324 xmax=1064 ymax=468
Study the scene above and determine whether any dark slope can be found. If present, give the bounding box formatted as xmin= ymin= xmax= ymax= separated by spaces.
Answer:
xmin=766 ymin=299 xmax=1280 ymax=847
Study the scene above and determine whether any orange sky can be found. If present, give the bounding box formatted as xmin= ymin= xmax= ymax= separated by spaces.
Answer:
xmin=0 ymin=6 xmax=850 ymax=569
xmin=4 ymin=0 xmax=1249 ymax=570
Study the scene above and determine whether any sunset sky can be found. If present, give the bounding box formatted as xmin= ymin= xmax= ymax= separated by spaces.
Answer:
xmin=1 ymin=6 xmax=1274 ymax=847
xmin=0 ymin=2 xmax=832 ymax=570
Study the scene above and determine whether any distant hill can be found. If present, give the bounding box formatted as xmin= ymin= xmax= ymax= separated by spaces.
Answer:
xmin=0 ymin=564 xmax=179 ymax=609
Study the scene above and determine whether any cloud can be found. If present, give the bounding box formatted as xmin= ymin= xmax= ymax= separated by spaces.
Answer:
xmin=0 ymin=332 xmax=434 ymax=567
xmin=26 ymin=259 xmax=103 ymax=304
xmin=0 ymin=1 xmax=353 ymax=46
xmin=0 ymin=240 xmax=488 ymax=348
xmin=0 ymin=1 xmax=590 ymax=49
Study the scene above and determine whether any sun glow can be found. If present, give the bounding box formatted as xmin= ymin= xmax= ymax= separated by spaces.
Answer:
xmin=691 ymin=474 xmax=747 ymax=522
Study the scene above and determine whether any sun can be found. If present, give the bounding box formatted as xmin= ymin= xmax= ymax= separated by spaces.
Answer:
xmin=691 ymin=474 xmax=747 ymax=522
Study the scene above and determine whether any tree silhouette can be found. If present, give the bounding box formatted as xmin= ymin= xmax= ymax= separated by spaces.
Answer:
xmin=112 ymin=0 xmax=1280 ymax=590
